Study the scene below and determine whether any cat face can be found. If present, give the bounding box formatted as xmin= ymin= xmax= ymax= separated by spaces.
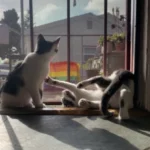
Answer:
xmin=36 ymin=34 xmax=60 ymax=57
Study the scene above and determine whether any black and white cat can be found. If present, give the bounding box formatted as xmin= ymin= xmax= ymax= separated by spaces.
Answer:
xmin=45 ymin=69 xmax=134 ymax=120
xmin=0 ymin=34 xmax=60 ymax=108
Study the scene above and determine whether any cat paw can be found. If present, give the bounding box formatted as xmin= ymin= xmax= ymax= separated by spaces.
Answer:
xmin=44 ymin=77 xmax=50 ymax=83
xmin=44 ymin=77 xmax=57 ymax=85
xmin=77 ymin=82 xmax=84 ymax=89
xmin=78 ymin=99 xmax=90 ymax=109
xmin=118 ymin=111 xmax=130 ymax=120
xmin=42 ymin=103 xmax=47 ymax=108
xmin=35 ymin=103 xmax=46 ymax=108
xmin=77 ymin=80 xmax=90 ymax=89
xmin=24 ymin=102 xmax=35 ymax=109
xmin=62 ymin=98 xmax=75 ymax=107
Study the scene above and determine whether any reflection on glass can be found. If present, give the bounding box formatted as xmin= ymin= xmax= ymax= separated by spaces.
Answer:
xmin=0 ymin=0 xmax=28 ymax=87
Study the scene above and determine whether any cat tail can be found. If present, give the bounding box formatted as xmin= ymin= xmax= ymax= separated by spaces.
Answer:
xmin=100 ymin=70 xmax=134 ymax=117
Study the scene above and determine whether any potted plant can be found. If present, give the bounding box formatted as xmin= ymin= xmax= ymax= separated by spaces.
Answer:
xmin=111 ymin=32 xmax=125 ymax=51
xmin=99 ymin=35 xmax=113 ymax=53
xmin=82 ymin=57 xmax=100 ymax=78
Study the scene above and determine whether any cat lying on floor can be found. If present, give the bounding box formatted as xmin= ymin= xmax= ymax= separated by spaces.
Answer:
xmin=45 ymin=69 xmax=134 ymax=120
xmin=0 ymin=34 xmax=60 ymax=108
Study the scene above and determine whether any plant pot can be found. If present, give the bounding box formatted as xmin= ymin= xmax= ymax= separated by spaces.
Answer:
xmin=115 ymin=41 xmax=125 ymax=51
xmin=86 ymin=69 xmax=99 ymax=78
xmin=107 ymin=42 xmax=113 ymax=52
xmin=101 ymin=42 xmax=113 ymax=53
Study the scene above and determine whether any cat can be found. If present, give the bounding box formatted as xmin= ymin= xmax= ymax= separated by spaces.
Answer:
xmin=45 ymin=69 xmax=134 ymax=120
xmin=0 ymin=34 xmax=60 ymax=109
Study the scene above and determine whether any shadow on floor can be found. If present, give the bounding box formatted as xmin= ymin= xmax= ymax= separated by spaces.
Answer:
xmin=109 ymin=116 xmax=150 ymax=137
xmin=87 ymin=115 xmax=150 ymax=138
xmin=5 ymin=115 xmax=140 ymax=150
xmin=2 ymin=116 xmax=23 ymax=150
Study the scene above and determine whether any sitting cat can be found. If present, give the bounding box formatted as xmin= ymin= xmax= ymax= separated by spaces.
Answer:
xmin=45 ymin=69 xmax=134 ymax=120
xmin=0 ymin=34 xmax=60 ymax=109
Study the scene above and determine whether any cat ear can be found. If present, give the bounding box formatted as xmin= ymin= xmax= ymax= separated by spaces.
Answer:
xmin=37 ymin=34 xmax=45 ymax=42
xmin=53 ymin=36 xmax=61 ymax=45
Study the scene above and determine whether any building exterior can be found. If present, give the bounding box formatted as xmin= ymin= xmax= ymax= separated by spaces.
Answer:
xmin=24 ymin=12 xmax=124 ymax=64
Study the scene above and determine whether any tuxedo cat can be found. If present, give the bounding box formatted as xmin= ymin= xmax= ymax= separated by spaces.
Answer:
xmin=45 ymin=69 xmax=134 ymax=120
xmin=0 ymin=34 xmax=60 ymax=108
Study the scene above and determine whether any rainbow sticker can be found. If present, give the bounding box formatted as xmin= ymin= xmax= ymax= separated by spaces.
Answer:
xmin=49 ymin=61 xmax=80 ymax=82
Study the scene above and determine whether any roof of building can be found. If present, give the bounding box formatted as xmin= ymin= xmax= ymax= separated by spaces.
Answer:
xmin=25 ymin=12 xmax=125 ymax=35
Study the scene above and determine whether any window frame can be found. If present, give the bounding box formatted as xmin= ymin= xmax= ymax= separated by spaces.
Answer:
xmin=87 ymin=20 xmax=93 ymax=29
xmin=0 ymin=0 xmax=133 ymax=115
xmin=82 ymin=46 xmax=97 ymax=62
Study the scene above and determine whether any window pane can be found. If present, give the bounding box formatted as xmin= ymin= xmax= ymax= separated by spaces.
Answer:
xmin=107 ymin=0 xmax=126 ymax=75
xmin=87 ymin=20 xmax=93 ymax=29
xmin=33 ymin=0 xmax=67 ymax=103
xmin=0 ymin=0 xmax=28 ymax=88
xmin=83 ymin=55 xmax=95 ymax=62
xmin=83 ymin=46 xmax=97 ymax=54
xmin=70 ymin=0 xmax=104 ymax=80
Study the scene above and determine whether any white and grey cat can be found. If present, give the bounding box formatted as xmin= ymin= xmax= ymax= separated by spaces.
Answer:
xmin=0 ymin=34 xmax=60 ymax=108
xmin=45 ymin=69 xmax=134 ymax=120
